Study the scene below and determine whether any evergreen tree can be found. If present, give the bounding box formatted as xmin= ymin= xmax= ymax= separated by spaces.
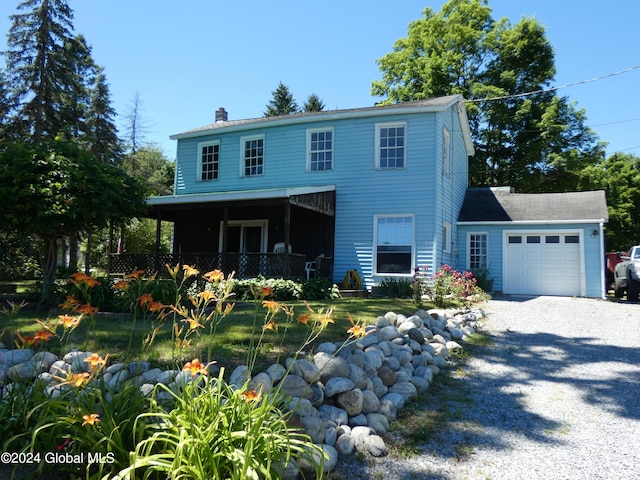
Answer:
xmin=372 ymin=0 xmax=604 ymax=193
xmin=86 ymin=66 xmax=122 ymax=164
xmin=303 ymin=93 xmax=326 ymax=112
xmin=4 ymin=0 xmax=79 ymax=142
xmin=264 ymin=82 xmax=298 ymax=116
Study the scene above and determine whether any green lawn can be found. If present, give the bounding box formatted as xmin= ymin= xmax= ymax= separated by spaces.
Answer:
xmin=1 ymin=297 xmax=426 ymax=375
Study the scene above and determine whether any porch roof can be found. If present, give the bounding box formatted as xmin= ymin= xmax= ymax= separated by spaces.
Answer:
xmin=146 ymin=184 xmax=336 ymax=215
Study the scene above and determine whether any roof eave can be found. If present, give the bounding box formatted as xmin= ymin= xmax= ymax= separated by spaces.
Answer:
xmin=170 ymin=95 xmax=468 ymax=141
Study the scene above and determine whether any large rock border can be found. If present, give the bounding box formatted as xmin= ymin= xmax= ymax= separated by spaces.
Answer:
xmin=0 ymin=307 xmax=484 ymax=476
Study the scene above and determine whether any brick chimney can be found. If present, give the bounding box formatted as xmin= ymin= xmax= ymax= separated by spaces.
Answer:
xmin=215 ymin=107 xmax=228 ymax=122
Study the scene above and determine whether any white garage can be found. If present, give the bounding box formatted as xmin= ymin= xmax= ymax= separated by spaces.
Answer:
xmin=503 ymin=231 xmax=583 ymax=296
xmin=457 ymin=188 xmax=609 ymax=298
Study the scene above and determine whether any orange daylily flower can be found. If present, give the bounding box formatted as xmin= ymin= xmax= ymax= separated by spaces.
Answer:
xmin=58 ymin=314 xmax=82 ymax=329
xmin=148 ymin=301 xmax=165 ymax=313
xmin=262 ymin=319 xmax=278 ymax=332
xmin=82 ymin=413 xmax=101 ymax=426
xmin=33 ymin=329 xmax=55 ymax=345
xmin=16 ymin=332 xmax=34 ymax=348
xmin=83 ymin=353 xmax=108 ymax=371
xmin=262 ymin=300 xmax=282 ymax=314
xmin=59 ymin=295 xmax=81 ymax=312
xmin=182 ymin=358 xmax=209 ymax=378
xmin=70 ymin=272 xmax=101 ymax=288
xmin=296 ymin=313 xmax=311 ymax=325
xmin=197 ymin=290 xmax=217 ymax=304
xmin=54 ymin=371 xmax=91 ymax=388
xmin=182 ymin=265 xmax=199 ymax=278
xmin=113 ymin=279 xmax=129 ymax=290
xmin=77 ymin=304 xmax=98 ymax=316
xmin=126 ymin=269 xmax=145 ymax=280
xmin=203 ymin=269 xmax=224 ymax=282
xmin=137 ymin=293 xmax=154 ymax=308
xmin=346 ymin=313 xmax=373 ymax=339
xmin=182 ymin=317 xmax=204 ymax=331
xmin=260 ymin=286 xmax=274 ymax=298
xmin=241 ymin=389 xmax=262 ymax=402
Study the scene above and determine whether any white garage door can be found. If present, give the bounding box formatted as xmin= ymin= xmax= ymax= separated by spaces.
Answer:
xmin=503 ymin=232 xmax=582 ymax=296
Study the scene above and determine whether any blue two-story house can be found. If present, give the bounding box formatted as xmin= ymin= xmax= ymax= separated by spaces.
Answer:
xmin=111 ymin=94 xmax=608 ymax=297
xmin=128 ymin=95 xmax=472 ymax=288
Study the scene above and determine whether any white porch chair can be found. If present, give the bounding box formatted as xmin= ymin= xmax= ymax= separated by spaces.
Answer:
xmin=305 ymin=254 xmax=325 ymax=280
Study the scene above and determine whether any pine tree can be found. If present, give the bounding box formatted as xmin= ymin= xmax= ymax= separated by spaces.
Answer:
xmin=86 ymin=66 xmax=122 ymax=164
xmin=264 ymin=82 xmax=298 ymax=117
xmin=303 ymin=93 xmax=326 ymax=112
xmin=4 ymin=0 xmax=79 ymax=142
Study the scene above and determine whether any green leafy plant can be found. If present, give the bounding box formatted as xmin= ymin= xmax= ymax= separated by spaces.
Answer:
xmin=6 ymin=354 xmax=151 ymax=480
xmin=119 ymin=370 xmax=325 ymax=480
xmin=378 ymin=277 xmax=413 ymax=298
xmin=428 ymin=265 xmax=488 ymax=308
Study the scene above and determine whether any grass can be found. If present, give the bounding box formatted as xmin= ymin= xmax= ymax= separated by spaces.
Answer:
xmin=0 ymin=297 xmax=423 ymax=375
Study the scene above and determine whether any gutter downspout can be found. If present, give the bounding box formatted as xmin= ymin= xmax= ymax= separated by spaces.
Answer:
xmin=598 ymin=221 xmax=606 ymax=299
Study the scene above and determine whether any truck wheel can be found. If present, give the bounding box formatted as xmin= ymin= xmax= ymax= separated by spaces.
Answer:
xmin=628 ymin=277 xmax=640 ymax=301
xmin=614 ymin=283 xmax=625 ymax=298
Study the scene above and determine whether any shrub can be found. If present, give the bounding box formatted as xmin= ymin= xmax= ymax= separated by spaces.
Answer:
xmin=378 ymin=277 xmax=413 ymax=298
xmin=302 ymin=277 xmax=342 ymax=300
xmin=231 ymin=276 xmax=303 ymax=301
xmin=428 ymin=264 xmax=488 ymax=308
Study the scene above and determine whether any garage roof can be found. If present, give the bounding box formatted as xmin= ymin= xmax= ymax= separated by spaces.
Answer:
xmin=458 ymin=188 xmax=609 ymax=223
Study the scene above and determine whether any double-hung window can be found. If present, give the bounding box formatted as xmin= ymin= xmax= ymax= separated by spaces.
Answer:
xmin=198 ymin=141 xmax=219 ymax=181
xmin=241 ymin=135 xmax=264 ymax=177
xmin=374 ymin=215 xmax=414 ymax=274
xmin=307 ymin=128 xmax=333 ymax=171
xmin=468 ymin=232 xmax=488 ymax=270
xmin=376 ymin=122 xmax=406 ymax=169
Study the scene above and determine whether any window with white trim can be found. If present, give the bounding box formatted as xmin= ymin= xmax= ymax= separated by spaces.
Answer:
xmin=442 ymin=127 xmax=451 ymax=176
xmin=374 ymin=215 xmax=414 ymax=274
xmin=241 ymin=135 xmax=264 ymax=177
xmin=376 ymin=122 xmax=406 ymax=169
xmin=468 ymin=233 xmax=488 ymax=270
xmin=198 ymin=141 xmax=219 ymax=181
xmin=307 ymin=128 xmax=333 ymax=171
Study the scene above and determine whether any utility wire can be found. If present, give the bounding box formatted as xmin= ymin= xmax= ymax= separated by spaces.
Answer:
xmin=467 ymin=64 xmax=640 ymax=103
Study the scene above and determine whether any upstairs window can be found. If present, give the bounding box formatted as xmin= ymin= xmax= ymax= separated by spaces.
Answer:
xmin=241 ymin=135 xmax=264 ymax=177
xmin=375 ymin=215 xmax=414 ymax=274
xmin=198 ymin=141 xmax=219 ymax=181
xmin=376 ymin=122 xmax=406 ymax=169
xmin=307 ymin=128 xmax=333 ymax=171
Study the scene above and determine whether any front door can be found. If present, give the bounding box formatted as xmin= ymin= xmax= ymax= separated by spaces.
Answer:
xmin=220 ymin=220 xmax=269 ymax=277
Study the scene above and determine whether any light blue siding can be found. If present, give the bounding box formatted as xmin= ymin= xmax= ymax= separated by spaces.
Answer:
xmin=173 ymin=103 xmax=470 ymax=288
xmin=456 ymin=223 xmax=605 ymax=298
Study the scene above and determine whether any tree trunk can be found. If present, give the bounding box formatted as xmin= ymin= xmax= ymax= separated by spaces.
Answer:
xmin=69 ymin=234 xmax=79 ymax=271
xmin=40 ymin=236 xmax=58 ymax=306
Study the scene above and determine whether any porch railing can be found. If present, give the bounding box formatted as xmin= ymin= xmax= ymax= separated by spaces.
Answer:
xmin=108 ymin=252 xmax=331 ymax=280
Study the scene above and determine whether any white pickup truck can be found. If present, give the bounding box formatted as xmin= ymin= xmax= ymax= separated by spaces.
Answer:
xmin=614 ymin=245 xmax=640 ymax=300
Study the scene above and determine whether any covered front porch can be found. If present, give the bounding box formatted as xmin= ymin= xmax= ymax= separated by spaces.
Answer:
xmin=108 ymin=185 xmax=336 ymax=280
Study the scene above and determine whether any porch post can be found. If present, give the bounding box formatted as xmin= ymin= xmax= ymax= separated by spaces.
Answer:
xmin=154 ymin=210 xmax=162 ymax=273
xmin=284 ymin=200 xmax=291 ymax=277
xmin=222 ymin=206 xmax=229 ymax=252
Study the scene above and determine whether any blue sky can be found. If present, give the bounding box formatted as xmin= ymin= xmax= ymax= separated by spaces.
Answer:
xmin=0 ymin=0 xmax=638 ymax=160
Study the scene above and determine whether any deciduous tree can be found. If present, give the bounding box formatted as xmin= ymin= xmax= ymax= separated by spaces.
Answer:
xmin=0 ymin=139 xmax=147 ymax=303
xmin=372 ymin=0 xmax=604 ymax=192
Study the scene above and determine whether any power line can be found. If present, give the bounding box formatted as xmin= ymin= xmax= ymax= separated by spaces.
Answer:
xmin=467 ymin=64 xmax=640 ymax=103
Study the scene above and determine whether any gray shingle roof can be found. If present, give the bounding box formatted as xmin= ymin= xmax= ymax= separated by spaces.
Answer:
xmin=458 ymin=188 xmax=609 ymax=223
xmin=171 ymin=94 xmax=465 ymax=138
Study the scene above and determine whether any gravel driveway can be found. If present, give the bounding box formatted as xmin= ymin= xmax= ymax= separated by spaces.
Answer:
xmin=334 ymin=296 xmax=640 ymax=479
